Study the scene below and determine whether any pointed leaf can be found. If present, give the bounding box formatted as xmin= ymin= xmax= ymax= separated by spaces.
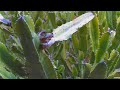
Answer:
xmin=24 ymin=15 xmax=35 ymax=32
xmin=106 ymin=11 xmax=117 ymax=30
xmin=48 ymin=12 xmax=57 ymax=28
xmin=49 ymin=12 xmax=94 ymax=44
xmin=15 ymin=16 xmax=57 ymax=79
xmin=95 ymin=32 xmax=110 ymax=63
xmin=84 ymin=63 xmax=92 ymax=78
xmin=72 ymin=65 xmax=78 ymax=78
xmin=89 ymin=61 xmax=107 ymax=79
xmin=39 ymin=50 xmax=57 ymax=79
xmin=15 ymin=16 xmax=46 ymax=79
xmin=89 ymin=15 xmax=100 ymax=53
xmin=72 ymin=32 xmax=79 ymax=52
xmin=78 ymin=26 xmax=88 ymax=53
xmin=98 ymin=11 xmax=106 ymax=25
xmin=35 ymin=18 xmax=42 ymax=33
xmin=0 ymin=67 xmax=17 ymax=79
xmin=0 ymin=42 xmax=25 ymax=77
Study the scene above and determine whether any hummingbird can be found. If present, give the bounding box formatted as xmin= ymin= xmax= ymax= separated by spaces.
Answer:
xmin=38 ymin=30 xmax=54 ymax=49
xmin=38 ymin=12 xmax=95 ymax=49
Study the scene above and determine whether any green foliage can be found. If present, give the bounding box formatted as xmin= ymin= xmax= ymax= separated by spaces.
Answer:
xmin=106 ymin=11 xmax=117 ymax=30
xmin=0 ymin=42 xmax=25 ymax=78
xmin=89 ymin=15 xmax=100 ymax=53
xmin=89 ymin=61 xmax=107 ymax=79
xmin=0 ymin=11 xmax=120 ymax=79
xmin=48 ymin=12 xmax=57 ymax=28
xmin=95 ymin=32 xmax=110 ymax=63
xmin=15 ymin=15 xmax=46 ymax=78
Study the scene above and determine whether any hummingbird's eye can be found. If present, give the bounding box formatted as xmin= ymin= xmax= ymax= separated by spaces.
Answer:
xmin=41 ymin=32 xmax=46 ymax=37
xmin=38 ymin=30 xmax=47 ymax=39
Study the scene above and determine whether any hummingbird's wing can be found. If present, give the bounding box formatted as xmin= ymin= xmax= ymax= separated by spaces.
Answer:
xmin=50 ymin=12 xmax=94 ymax=43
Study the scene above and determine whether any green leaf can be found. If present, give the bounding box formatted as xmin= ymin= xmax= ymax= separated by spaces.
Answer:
xmin=98 ymin=11 xmax=106 ymax=25
xmin=23 ymin=14 xmax=56 ymax=79
xmin=108 ymin=68 xmax=120 ymax=79
xmin=58 ymin=41 xmax=72 ymax=76
xmin=104 ymin=51 xmax=109 ymax=61
xmin=78 ymin=11 xmax=86 ymax=16
xmin=106 ymin=11 xmax=117 ymax=30
xmin=116 ymin=20 xmax=120 ymax=40
xmin=85 ymin=63 xmax=92 ymax=71
xmin=39 ymin=50 xmax=57 ymax=79
xmin=0 ymin=27 xmax=12 ymax=35
xmin=15 ymin=16 xmax=46 ymax=79
xmin=108 ymin=49 xmax=118 ymax=61
xmin=23 ymin=15 xmax=40 ymax=50
xmin=108 ymin=21 xmax=120 ymax=52
xmin=54 ymin=43 xmax=63 ymax=59
xmin=89 ymin=61 xmax=107 ymax=79
xmin=112 ymin=11 xmax=117 ymax=29
xmin=48 ymin=12 xmax=57 ymax=28
xmin=33 ymin=11 xmax=44 ymax=23
xmin=95 ymin=32 xmax=110 ymax=63
xmin=57 ymin=64 xmax=65 ymax=78
xmin=89 ymin=15 xmax=100 ymax=53
xmin=0 ymin=67 xmax=17 ymax=79
xmin=84 ymin=63 xmax=92 ymax=78
xmin=32 ymin=32 xmax=40 ymax=50
xmin=108 ymin=54 xmax=119 ymax=74
xmin=114 ymin=68 xmax=120 ymax=77
xmin=78 ymin=26 xmax=88 ymax=53
xmin=66 ymin=12 xmax=75 ymax=22
xmin=53 ymin=60 xmax=59 ymax=68
xmin=107 ymin=70 xmax=117 ymax=79
xmin=72 ymin=65 xmax=78 ymax=78
xmin=72 ymin=32 xmax=79 ymax=52
xmin=11 ymin=44 xmax=24 ymax=56
xmin=39 ymin=11 xmax=44 ymax=19
xmin=58 ymin=65 xmax=65 ymax=73
xmin=61 ymin=42 xmax=67 ymax=60
xmin=35 ymin=18 xmax=42 ymax=33
xmin=56 ymin=19 xmax=63 ymax=26
xmin=117 ymin=45 xmax=120 ymax=54
xmin=113 ymin=55 xmax=120 ymax=70
xmin=106 ymin=11 xmax=113 ymax=29
xmin=7 ymin=11 xmax=18 ymax=27
xmin=10 ymin=35 xmax=22 ymax=50
xmin=24 ymin=15 xmax=35 ymax=32
xmin=0 ymin=42 xmax=25 ymax=77
xmin=78 ymin=51 xmax=84 ymax=72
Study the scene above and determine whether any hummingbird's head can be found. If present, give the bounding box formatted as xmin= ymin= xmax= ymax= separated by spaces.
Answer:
xmin=38 ymin=30 xmax=54 ymax=49
xmin=38 ymin=30 xmax=53 ymax=43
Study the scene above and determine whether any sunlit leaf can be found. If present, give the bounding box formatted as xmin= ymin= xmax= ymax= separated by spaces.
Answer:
xmin=48 ymin=12 xmax=94 ymax=46
xmin=95 ymin=32 xmax=110 ymax=63
xmin=89 ymin=15 xmax=100 ymax=53
xmin=0 ymin=66 xmax=17 ymax=79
